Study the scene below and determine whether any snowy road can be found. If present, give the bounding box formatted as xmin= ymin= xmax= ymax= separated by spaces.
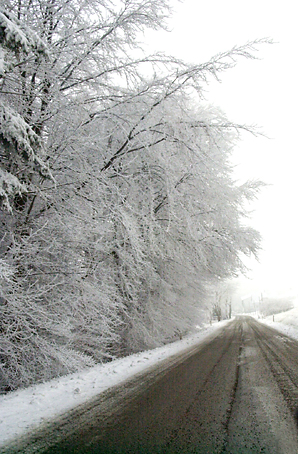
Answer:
xmin=4 ymin=316 xmax=298 ymax=453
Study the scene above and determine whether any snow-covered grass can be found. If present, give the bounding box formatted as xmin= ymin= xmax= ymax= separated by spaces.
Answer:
xmin=256 ymin=305 xmax=298 ymax=342
xmin=0 ymin=319 xmax=231 ymax=448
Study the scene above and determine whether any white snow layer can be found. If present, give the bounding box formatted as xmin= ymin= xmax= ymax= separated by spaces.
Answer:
xmin=257 ymin=306 xmax=298 ymax=342
xmin=0 ymin=320 xmax=230 ymax=447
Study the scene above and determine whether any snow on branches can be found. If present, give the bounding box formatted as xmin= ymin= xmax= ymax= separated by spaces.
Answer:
xmin=0 ymin=0 xmax=266 ymax=392
xmin=0 ymin=9 xmax=47 ymax=55
xmin=0 ymin=168 xmax=26 ymax=212
xmin=0 ymin=102 xmax=53 ymax=211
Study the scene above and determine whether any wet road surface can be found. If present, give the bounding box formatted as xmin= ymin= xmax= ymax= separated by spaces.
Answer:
xmin=4 ymin=316 xmax=298 ymax=453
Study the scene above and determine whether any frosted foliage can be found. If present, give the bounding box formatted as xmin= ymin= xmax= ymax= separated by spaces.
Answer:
xmin=0 ymin=102 xmax=52 ymax=211
xmin=0 ymin=0 xmax=264 ymax=392
xmin=0 ymin=168 xmax=26 ymax=211
xmin=119 ymin=207 xmax=145 ymax=261
xmin=0 ymin=48 xmax=5 ymax=74
xmin=0 ymin=103 xmax=48 ymax=170
xmin=0 ymin=259 xmax=14 ymax=281
xmin=0 ymin=10 xmax=47 ymax=54
xmin=0 ymin=329 xmax=96 ymax=392
xmin=0 ymin=206 xmax=129 ymax=390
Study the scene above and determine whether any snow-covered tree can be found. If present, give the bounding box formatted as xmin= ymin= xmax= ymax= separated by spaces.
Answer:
xmin=95 ymin=97 xmax=261 ymax=350
xmin=0 ymin=9 xmax=52 ymax=212
xmin=0 ymin=0 xmax=266 ymax=392
xmin=209 ymin=281 xmax=237 ymax=322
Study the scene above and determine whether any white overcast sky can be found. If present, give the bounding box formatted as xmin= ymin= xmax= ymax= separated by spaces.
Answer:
xmin=145 ymin=0 xmax=298 ymax=297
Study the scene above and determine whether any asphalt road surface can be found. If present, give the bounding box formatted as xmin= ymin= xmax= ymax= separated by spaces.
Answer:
xmin=4 ymin=316 xmax=298 ymax=454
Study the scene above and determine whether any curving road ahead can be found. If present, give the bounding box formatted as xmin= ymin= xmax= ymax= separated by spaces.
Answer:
xmin=4 ymin=316 xmax=298 ymax=454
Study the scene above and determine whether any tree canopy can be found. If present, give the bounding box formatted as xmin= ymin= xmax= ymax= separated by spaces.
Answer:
xmin=0 ymin=0 xmax=264 ymax=392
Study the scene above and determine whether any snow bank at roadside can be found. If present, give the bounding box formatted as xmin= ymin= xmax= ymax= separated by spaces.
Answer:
xmin=255 ymin=306 xmax=298 ymax=342
xmin=0 ymin=319 xmax=231 ymax=448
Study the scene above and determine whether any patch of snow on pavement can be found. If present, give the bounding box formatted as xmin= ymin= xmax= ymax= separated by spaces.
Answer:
xmin=0 ymin=319 xmax=230 ymax=448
